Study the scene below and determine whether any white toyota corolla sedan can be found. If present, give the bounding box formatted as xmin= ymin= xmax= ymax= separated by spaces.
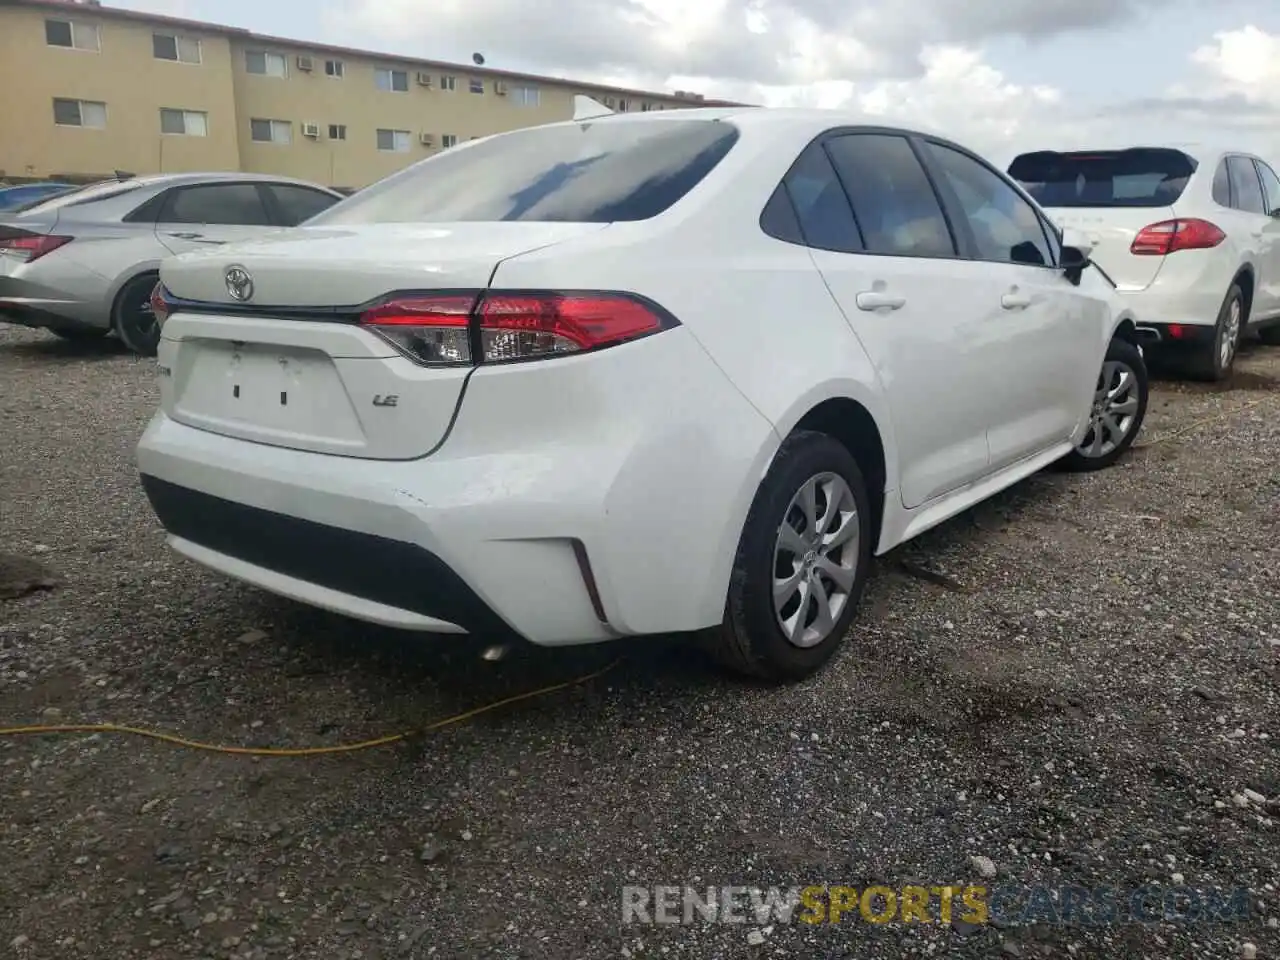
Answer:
xmin=136 ymin=107 xmax=1149 ymax=683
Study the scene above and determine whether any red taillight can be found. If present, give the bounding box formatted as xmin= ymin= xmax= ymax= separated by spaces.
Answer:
xmin=1130 ymin=218 xmax=1225 ymax=256
xmin=150 ymin=282 xmax=171 ymax=326
xmin=359 ymin=291 xmax=672 ymax=366
xmin=0 ymin=234 xmax=72 ymax=263
xmin=360 ymin=294 xmax=477 ymax=365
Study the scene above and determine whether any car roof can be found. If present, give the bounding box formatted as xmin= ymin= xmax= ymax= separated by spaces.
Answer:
xmin=570 ymin=104 xmax=952 ymax=135
xmin=542 ymin=105 xmax=953 ymax=143
xmin=101 ymin=171 xmax=340 ymax=191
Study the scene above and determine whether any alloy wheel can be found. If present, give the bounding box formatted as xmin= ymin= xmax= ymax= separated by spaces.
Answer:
xmin=1220 ymin=297 xmax=1242 ymax=370
xmin=772 ymin=472 xmax=860 ymax=648
xmin=1077 ymin=359 xmax=1141 ymax=459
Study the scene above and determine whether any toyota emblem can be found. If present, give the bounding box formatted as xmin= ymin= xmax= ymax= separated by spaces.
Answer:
xmin=225 ymin=265 xmax=254 ymax=302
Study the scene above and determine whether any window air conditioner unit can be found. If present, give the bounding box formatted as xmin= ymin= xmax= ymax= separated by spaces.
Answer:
xmin=301 ymin=122 xmax=320 ymax=138
xmin=494 ymin=81 xmax=508 ymax=95
xmin=416 ymin=71 xmax=433 ymax=86
xmin=419 ymin=132 xmax=434 ymax=146
xmin=296 ymin=56 xmax=314 ymax=72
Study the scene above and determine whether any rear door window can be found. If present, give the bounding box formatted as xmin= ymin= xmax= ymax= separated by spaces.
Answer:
xmin=1254 ymin=160 xmax=1280 ymax=216
xmin=824 ymin=133 xmax=956 ymax=258
xmin=265 ymin=184 xmax=340 ymax=225
xmin=770 ymin=143 xmax=862 ymax=253
xmin=159 ymin=184 xmax=272 ymax=225
xmin=1227 ymin=157 xmax=1266 ymax=215
xmin=1212 ymin=161 xmax=1232 ymax=206
xmin=1008 ymin=148 xmax=1197 ymax=207
xmin=310 ymin=118 xmax=740 ymax=224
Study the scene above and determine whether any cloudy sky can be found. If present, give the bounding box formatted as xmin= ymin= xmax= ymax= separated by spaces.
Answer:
xmin=115 ymin=0 xmax=1280 ymax=166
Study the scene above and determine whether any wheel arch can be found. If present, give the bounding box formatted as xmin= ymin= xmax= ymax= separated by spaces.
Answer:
xmin=1232 ymin=263 xmax=1255 ymax=320
xmin=759 ymin=381 xmax=899 ymax=557
xmin=106 ymin=263 xmax=162 ymax=322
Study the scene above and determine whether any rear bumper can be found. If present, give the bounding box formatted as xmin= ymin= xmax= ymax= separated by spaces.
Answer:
xmin=140 ymin=475 xmax=506 ymax=636
xmin=135 ymin=330 xmax=777 ymax=646
xmin=0 ymin=269 xmax=109 ymax=331
xmin=1127 ymin=320 xmax=1216 ymax=346
xmin=1114 ymin=252 xmax=1235 ymax=331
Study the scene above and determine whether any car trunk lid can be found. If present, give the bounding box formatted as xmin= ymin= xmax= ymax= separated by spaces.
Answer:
xmin=156 ymin=222 xmax=609 ymax=460
xmin=1009 ymin=147 xmax=1198 ymax=292
xmin=1037 ymin=205 xmax=1177 ymax=291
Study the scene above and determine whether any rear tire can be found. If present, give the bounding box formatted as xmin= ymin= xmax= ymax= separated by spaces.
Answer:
xmin=112 ymin=272 xmax=161 ymax=357
xmin=1059 ymin=337 xmax=1148 ymax=473
xmin=1184 ymin=284 xmax=1244 ymax=382
xmin=706 ymin=431 xmax=872 ymax=683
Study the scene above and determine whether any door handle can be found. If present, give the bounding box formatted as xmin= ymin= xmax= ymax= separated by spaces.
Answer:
xmin=855 ymin=291 xmax=906 ymax=311
xmin=1001 ymin=291 xmax=1032 ymax=310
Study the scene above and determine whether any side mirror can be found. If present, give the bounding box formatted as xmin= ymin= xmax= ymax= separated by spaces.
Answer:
xmin=1060 ymin=226 xmax=1095 ymax=261
xmin=1058 ymin=226 xmax=1093 ymax=285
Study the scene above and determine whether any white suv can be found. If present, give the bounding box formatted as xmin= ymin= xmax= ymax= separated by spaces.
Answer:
xmin=1009 ymin=146 xmax=1280 ymax=381
xmin=136 ymin=109 xmax=1149 ymax=682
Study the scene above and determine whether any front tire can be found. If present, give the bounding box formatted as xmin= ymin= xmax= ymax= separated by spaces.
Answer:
xmin=1184 ymin=284 xmax=1244 ymax=382
xmin=112 ymin=272 xmax=161 ymax=357
xmin=707 ymin=431 xmax=872 ymax=683
xmin=1059 ymin=337 xmax=1148 ymax=473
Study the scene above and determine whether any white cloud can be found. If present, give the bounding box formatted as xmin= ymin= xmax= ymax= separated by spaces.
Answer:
xmin=321 ymin=0 xmax=1180 ymax=87
xmin=1191 ymin=24 xmax=1280 ymax=90
xmin=319 ymin=0 xmax=1280 ymax=166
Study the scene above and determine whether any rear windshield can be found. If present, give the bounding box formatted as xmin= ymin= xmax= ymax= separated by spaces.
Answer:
xmin=12 ymin=179 xmax=144 ymax=216
xmin=1008 ymin=148 xmax=1198 ymax=208
xmin=309 ymin=118 xmax=740 ymax=225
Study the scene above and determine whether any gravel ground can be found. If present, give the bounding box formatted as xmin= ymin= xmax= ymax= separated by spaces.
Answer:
xmin=1 ymin=324 xmax=1279 ymax=960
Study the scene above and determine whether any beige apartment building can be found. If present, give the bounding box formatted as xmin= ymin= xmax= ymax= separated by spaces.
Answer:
xmin=0 ymin=0 xmax=738 ymax=190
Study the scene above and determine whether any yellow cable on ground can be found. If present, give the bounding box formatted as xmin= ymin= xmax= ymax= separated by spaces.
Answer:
xmin=1135 ymin=395 xmax=1271 ymax=449
xmin=0 ymin=658 xmax=620 ymax=758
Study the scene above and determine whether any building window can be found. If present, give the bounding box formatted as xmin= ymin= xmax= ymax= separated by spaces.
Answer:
xmin=245 ymin=50 xmax=287 ymax=77
xmin=328 ymin=124 xmax=347 ymax=140
xmin=250 ymin=118 xmax=292 ymax=144
xmin=640 ymin=102 xmax=652 ymax=111
xmin=440 ymin=75 xmax=457 ymax=91
xmin=469 ymin=78 xmax=484 ymax=94
xmin=441 ymin=134 xmax=457 ymax=148
xmin=376 ymin=128 xmax=411 ymax=152
xmin=617 ymin=98 xmax=630 ymax=112
xmin=153 ymin=33 xmax=201 ymax=63
xmin=511 ymin=86 xmax=540 ymax=107
xmin=375 ymin=68 xmax=409 ymax=92
xmin=45 ymin=18 xmax=100 ymax=51
xmin=159 ymin=108 xmax=207 ymax=136
xmin=52 ymin=98 xmax=106 ymax=129
xmin=324 ymin=59 xmax=344 ymax=78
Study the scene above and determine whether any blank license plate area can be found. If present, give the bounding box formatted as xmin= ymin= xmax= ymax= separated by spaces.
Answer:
xmin=174 ymin=340 xmax=366 ymax=447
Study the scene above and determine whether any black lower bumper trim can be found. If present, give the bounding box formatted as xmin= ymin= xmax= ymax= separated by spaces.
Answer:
xmin=1141 ymin=322 xmax=1215 ymax=345
xmin=139 ymin=474 xmax=513 ymax=637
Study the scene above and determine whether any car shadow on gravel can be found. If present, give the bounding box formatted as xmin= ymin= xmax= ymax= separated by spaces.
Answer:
xmin=0 ymin=330 xmax=130 ymax=360
xmin=191 ymin=462 xmax=1083 ymax=751
xmin=1147 ymin=340 xmax=1280 ymax=393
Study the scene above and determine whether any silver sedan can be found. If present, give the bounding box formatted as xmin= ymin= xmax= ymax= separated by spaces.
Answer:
xmin=0 ymin=172 xmax=343 ymax=355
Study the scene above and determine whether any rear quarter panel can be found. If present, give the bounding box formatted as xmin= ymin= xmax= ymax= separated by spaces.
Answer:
xmin=490 ymin=156 xmax=898 ymax=627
